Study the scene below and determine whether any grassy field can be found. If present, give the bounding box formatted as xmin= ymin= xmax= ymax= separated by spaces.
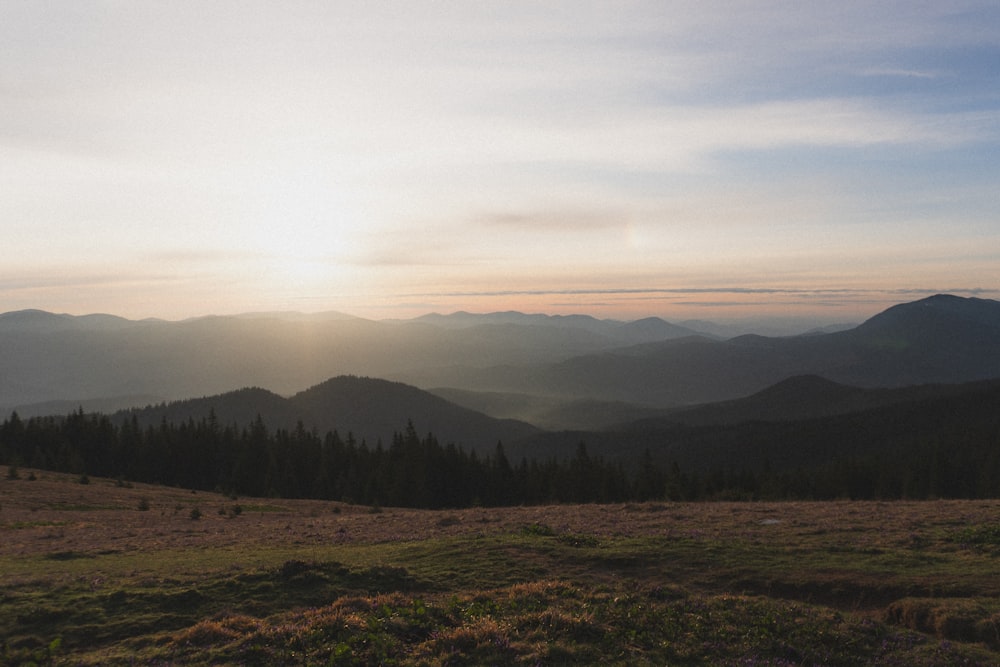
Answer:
xmin=2 ymin=469 xmax=1000 ymax=665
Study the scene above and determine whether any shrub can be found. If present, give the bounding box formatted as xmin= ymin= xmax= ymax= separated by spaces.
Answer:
xmin=521 ymin=523 xmax=556 ymax=537
xmin=557 ymin=533 xmax=600 ymax=548
xmin=222 ymin=504 xmax=242 ymax=518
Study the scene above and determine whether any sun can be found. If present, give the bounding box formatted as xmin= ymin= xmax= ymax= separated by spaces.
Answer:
xmin=274 ymin=255 xmax=336 ymax=291
xmin=254 ymin=224 xmax=359 ymax=305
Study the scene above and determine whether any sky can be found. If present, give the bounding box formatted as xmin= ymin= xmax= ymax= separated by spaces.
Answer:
xmin=3 ymin=1 xmax=999 ymax=324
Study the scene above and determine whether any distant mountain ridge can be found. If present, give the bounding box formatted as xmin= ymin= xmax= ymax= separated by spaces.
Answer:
xmin=409 ymin=310 xmax=708 ymax=342
xmin=860 ymin=293 xmax=1000 ymax=330
xmin=2 ymin=295 xmax=998 ymax=421
xmin=0 ymin=309 xmax=142 ymax=332
xmin=412 ymin=294 xmax=1000 ymax=408
xmin=0 ymin=307 xmax=714 ymax=410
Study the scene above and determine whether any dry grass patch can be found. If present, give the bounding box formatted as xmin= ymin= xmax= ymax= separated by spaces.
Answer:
xmin=885 ymin=598 xmax=1000 ymax=648
xmin=3 ymin=470 xmax=1000 ymax=664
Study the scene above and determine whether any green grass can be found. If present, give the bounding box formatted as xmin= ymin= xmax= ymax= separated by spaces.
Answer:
xmin=3 ymin=497 xmax=1000 ymax=665
xmin=954 ymin=523 xmax=1000 ymax=551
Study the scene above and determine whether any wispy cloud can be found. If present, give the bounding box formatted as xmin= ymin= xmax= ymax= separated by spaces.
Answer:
xmin=859 ymin=67 xmax=945 ymax=79
xmin=2 ymin=2 xmax=998 ymax=319
xmin=401 ymin=287 xmax=1000 ymax=300
xmin=478 ymin=209 xmax=628 ymax=232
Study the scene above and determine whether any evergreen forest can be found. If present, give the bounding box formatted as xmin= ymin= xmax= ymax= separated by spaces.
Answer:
xmin=2 ymin=403 xmax=999 ymax=506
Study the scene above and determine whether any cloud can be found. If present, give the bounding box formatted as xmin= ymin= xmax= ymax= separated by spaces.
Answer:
xmin=478 ymin=209 xmax=628 ymax=232
xmin=859 ymin=67 xmax=945 ymax=79
xmin=0 ymin=270 xmax=187 ymax=293
xmin=142 ymin=249 xmax=265 ymax=264
xmin=2 ymin=2 xmax=999 ymax=320
xmin=401 ymin=286 xmax=1000 ymax=300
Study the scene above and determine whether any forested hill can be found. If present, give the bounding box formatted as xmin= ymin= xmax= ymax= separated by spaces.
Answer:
xmin=0 ymin=408 xmax=633 ymax=507
xmin=508 ymin=377 xmax=1000 ymax=500
xmin=3 ymin=374 xmax=1000 ymax=504
xmin=646 ymin=374 xmax=1000 ymax=427
xmin=114 ymin=376 xmax=539 ymax=453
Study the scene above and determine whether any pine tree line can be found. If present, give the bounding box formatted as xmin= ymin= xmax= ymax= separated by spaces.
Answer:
xmin=0 ymin=410 xmax=654 ymax=507
xmin=2 ymin=407 xmax=998 ymax=505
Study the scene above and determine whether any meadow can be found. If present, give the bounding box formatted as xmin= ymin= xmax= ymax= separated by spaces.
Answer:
xmin=2 ymin=469 xmax=999 ymax=665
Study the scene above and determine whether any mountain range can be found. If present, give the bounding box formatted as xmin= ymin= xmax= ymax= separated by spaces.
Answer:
xmin=2 ymin=294 xmax=999 ymax=434
xmin=410 ymin=295 xmax=1000 ymax=412
xmin=0 ymin=307 xmax=711 ymax=414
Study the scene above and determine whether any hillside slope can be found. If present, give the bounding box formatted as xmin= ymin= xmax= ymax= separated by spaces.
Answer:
xmin=647 ymin=374 xmax=1000 ymax=427
xmin=117 ymin=376 xmax=538 ymax=452
xmin=509 ymin=376 xmax=1000 ymax=499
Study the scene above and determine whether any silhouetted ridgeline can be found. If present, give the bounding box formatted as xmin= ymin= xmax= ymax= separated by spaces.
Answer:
xmin=418 ymin=294 xmax=1000 ymax=407
xmin=110 ymin=376 xmax=539 ymax=455
xmin=0 ymin=307 xmax=708 ymax=410
xmin=508 ymin=376 xmax=1000 ymax=499
xmin=6 ymin=295 xmax=1000 ymax=430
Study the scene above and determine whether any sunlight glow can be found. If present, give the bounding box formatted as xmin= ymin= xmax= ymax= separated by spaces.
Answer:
xmin=3 ymin=2 xmax=998 ymax=321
